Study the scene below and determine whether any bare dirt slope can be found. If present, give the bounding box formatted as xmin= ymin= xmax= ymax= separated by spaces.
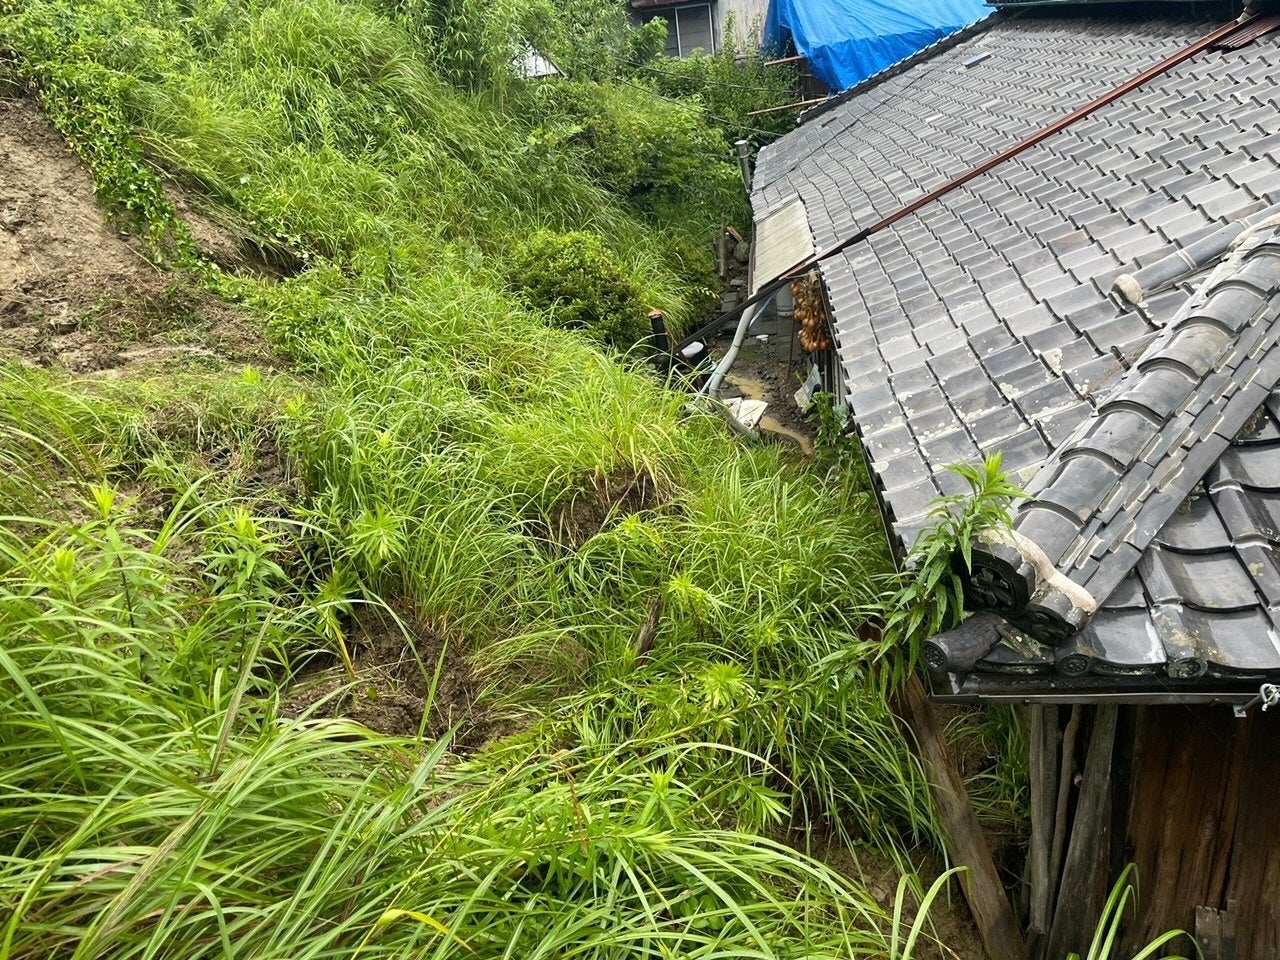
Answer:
xmin=0 ymin=93 xmax=265 ymax=373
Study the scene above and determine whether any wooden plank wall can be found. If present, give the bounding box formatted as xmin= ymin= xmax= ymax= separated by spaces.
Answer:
xmin=1120 ymin=707 xmax=1280 ymax=959
xmin=1026 ymin=705 xmax=1279 ymax=958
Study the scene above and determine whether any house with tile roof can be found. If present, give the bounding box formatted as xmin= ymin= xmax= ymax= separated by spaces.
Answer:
xmin=741 ymin=2 xmax=1280 ymax=955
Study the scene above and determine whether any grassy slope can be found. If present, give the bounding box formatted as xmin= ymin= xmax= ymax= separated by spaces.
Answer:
xmin=0 ymin=1 xmax=981 ymax=957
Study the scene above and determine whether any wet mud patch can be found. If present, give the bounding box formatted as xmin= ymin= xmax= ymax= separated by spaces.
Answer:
xmin=0 ymin=92 xmax=272 ymax=373
xmin=283 ymin=603 xmax=498 ymax=750
xmin=534 ymin=465 xmax=668 ymax=552
xmin=704 ymin=306 xmax=819 ymax=455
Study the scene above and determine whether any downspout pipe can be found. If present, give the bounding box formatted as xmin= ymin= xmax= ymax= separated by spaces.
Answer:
xmin=700 ymin=245 xmax=755 ymax=398
xmin=699 ymin=285 xmax=782 ymax=399
xmin=697 ymin=140 xmax=768 ymax=400
xmin=735 ymin=139 xmax=752 ymax=193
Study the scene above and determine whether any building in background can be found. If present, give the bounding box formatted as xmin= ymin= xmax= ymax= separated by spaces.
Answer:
xmin=628 ymin=0 xmax=772 ymax=57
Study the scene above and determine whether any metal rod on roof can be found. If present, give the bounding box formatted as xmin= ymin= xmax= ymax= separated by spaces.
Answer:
xmin=745 ymin=97 xmax=828 ymax=116
xmin=674 ymin=13 xmax=1255 ymax=355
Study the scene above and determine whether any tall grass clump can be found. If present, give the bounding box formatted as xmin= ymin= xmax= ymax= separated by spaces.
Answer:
xmin=0 ymin=490 xmax=918 ymax=959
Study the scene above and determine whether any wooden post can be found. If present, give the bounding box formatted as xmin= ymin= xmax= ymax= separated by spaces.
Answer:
xmin=1048 ymin=703 xmax=1081 ymax=902
xmin=1047 ymin=706 xmax=1119 ymax=958
xmin=1026 ymin=705 xmax=1060 ymax=960
xmin=898 ymin=675 xmax=1026 ymax=960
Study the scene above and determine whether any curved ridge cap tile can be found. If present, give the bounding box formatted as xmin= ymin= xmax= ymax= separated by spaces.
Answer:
xmin=921 ymin=611 xmax=1004 ymax=673
xmin=961 ymin=228 xmax=1280 ymax=645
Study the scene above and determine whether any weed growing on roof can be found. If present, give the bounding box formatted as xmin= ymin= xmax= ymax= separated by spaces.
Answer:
xmin=886 ymin=452 xmax=1027 ymax=648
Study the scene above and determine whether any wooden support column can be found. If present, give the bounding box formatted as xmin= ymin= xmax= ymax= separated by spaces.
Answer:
xmin=1047 ymin=705 xmax=1119 ymax=958
xmin=898 ymin=675 xmax=1025 ymax=960
xmin=1025 ymin=705 xmax=1059 ymax=960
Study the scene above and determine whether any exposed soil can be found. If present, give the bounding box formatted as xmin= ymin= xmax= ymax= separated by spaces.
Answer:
xmin=795 ymin=831 xmax=988 ymax=960
xmin=0 ymin=92 xmax=270 ymax=374
xmin=282 ymin=603 xmax=501 ymax=750
xmin=706 ymin=305 xmax=819 ymax=455
xmin=544 ymin=465 xmax=667 ymax=551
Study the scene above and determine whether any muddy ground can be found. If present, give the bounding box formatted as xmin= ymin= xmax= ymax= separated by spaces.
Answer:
xmin=0 ymin=93 xmax=267 ymax=374
xmin=704 ymin=300 xmax=821 ymax=454
xmin=281 ymin=603 xmax=503 ymax=751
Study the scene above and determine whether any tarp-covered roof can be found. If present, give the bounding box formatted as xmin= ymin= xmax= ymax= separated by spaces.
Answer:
xmin=762 ymin=0 xmax=990 ymax=92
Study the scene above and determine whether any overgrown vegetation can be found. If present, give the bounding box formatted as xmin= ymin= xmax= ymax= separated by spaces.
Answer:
xmin=887 ymin=454 xmax=1027 ymax=647
xmin=0 ymin=0 xmax=1025 ymax=957
xmin=509 ymin=229 xmax=650 ymax=348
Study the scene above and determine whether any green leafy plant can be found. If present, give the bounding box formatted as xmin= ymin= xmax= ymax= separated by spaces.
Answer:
xmin=885 ymin=452 xmax=1027 ymax=647
xmin=0 ymin=3 xmax=956 ymax=956
xmin=808 ymin=390 xmax=869 ymax=480
xmin=0 ymin=0 xmax=195 ymax=257
xmin=639 ymin=40 xmax=801 ymax=143
xmin=1068 ymin=865 xmax=1199 ymax=960
xmin=889 ymin=867 xmax=967 ymax=960
xmin=509 ymin=228 xmax=650 ymax=348
xmin=533 ymin=79 xmax=745 ymax=225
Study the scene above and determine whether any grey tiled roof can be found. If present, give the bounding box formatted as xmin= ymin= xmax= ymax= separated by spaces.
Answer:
xmin=753 ymin=16 xmax=1220 ymax=247
xmin=751 ymin=10 xmax=1280 ymax=693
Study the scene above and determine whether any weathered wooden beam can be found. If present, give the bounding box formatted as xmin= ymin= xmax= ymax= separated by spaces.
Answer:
xmin=1196 ymin=900 xmax=1238 ymax=960
xmin=1047 ymin=706 xmax=1118 ymax=958
xmin=1026 ymin=705 xmax=1060 ymax=960
xmin=1048 ymin=703 xmax=1081 ymax=903
xmin=762 ymin=54 xmax=807 ymax=66
xmin=898 ymin=675 xmax=1025 ymax=960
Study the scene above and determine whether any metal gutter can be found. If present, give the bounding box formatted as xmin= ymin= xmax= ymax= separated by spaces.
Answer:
xmin=932 ymin=671 xmax=1264 ymax=705
xmin=676 ymin=13 xmax=1256 ymax=354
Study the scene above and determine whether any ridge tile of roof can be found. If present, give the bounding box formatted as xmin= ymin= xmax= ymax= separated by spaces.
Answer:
xmin=964 ymin=222 xmax=1280 ymax=643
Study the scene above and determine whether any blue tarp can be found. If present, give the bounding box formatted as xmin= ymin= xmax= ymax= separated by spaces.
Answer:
xmin=763 ymin=0 xmax=990 ymax=93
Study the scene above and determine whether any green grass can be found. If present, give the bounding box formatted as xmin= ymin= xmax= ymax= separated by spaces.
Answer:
xmin=0 ymin=0 xmax=970 ymax=956
xmin=0 ymin=495 xmax=902 ymax=959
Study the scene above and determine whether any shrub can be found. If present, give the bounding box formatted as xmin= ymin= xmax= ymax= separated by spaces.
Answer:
xmin=534 ymin=79 xmax=744 ymax=228
xmin=509 ymin=229 xmax=649 ymax=348
xmin=641 ymin=45 xmax=800 ymax=144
